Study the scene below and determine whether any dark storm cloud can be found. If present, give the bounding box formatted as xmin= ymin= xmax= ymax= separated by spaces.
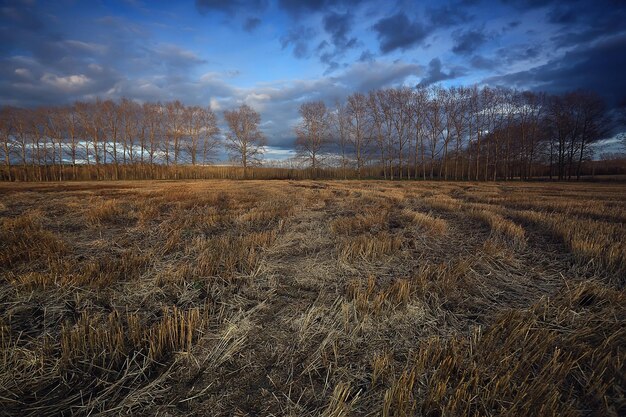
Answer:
xmin=485 ymin=34 xmax=626 ymax=105
xmin=280 ymin=10 xmax=360 ymax=71
xmin=0 ymin=1 xmax=44 ymax=31
xmin=452 ymin=27 xmax=488 ymax=55
xmin=0 ymin=3 xmax=213 ymax=108
xmin=243 ymin=17 xmax=262 ymax=32
xmin=280 ymin=27 xmax=317 ymax=59
xmin=317 ymin=12 xmax=358 ymax=73
xmin=417 ymin=58 xmax=465 ymax=87
xmin=278 ymin=0 xmax=365 ymax=15
xmin=358 ymin=50 xmax=375 ymax=62
xmin=497 ymin=43 xmax=542 ymax=65
xmin=195 ymin=0 xmax=267 ymax=15
xmin=0 ymin=3 xmax=118 ymax=106
xmin=323 ymin=12 xmax=357 ymax=51
xmin=425 ymin=4 xmax=472 ymax=27
xmin=372 ymin=12 xmax=429 ymax=54
xmin=549 ymin=4 xmax=626 ymax=48
xmin=547 ymin=4 xmax=578 ymax=24
xmin=500 ymin=0 xmax=556 ymax=9
xmin=470 ymin=55 xmax=496 ymax=70
xmin=501 ymin=0 xmax=625 ymax=48
xmin=150 ymin=44 xmax=208 ymax=74
xmin=0 ymin=1 xmax=63 ymax=59
xmin=342 ymin=61 xmax=422 ymax=93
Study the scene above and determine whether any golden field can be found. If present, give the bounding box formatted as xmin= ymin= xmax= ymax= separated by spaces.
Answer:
xmin=0 ymin=180 xmax=624 ymax=416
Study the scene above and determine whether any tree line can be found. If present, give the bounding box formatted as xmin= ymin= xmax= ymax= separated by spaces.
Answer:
xmin=0 ymin=85 xmax=616 ymax=181
xmin=0 ymin=99 xmax=268 ymax=181
xmin=295 ymin=86 xmax=612 ymax=181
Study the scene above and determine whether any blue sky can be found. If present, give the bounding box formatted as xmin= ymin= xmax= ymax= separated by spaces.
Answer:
xmin=1 ymin=0 xmax=625 ymax=152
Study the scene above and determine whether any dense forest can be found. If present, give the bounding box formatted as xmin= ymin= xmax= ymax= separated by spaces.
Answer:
xmin=0 ymin=85 xmax=621 ymax=181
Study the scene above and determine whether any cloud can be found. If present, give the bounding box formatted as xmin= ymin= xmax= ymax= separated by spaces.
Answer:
xmin=0 ymin=2 xmax=44 ymax=31
xmin=497 ymin=43 xmax=542 ymax=65
xmin=547 ymin=4 xmax=578 ymax=24
xmin=154 ymin=44 xmax=207 ymax=68
xmin=14 ymin=68 xmax=32 ymax=78
xmin=484 ymin=34 xmax=626 ymax=106
xmin=338 ymin=60 xmax=422 ymax=92
xmin=547 ymin=2 xmax=625 ymax=48
xmin=417 ymin=58 xmax=464 ymax=87
xmin=499 ymin=0 xmax=626 ymax=49
xmin=195 ymin=0 xmax=267 ymax=15
xmin=372 ymin=12 xmax=429 ymax=53
xmin=243 ymin=17 xmax=261 ymax=32
xmin=499 ymin=0 xmax=556 ymax=9
xmin=318 ymin=12 xmax=359 ymax=73
xmin=452 ymin=27 xmax=488 ymax=55
xmin=470 ymin=55 xmax=496 ymax=70
xmin=41 ymin=73 xmax=92 ymax=91
xmin=426 ymin=4 xmax=472 ymax=27
xmin=278 ymin=0 xmax=365 ymax=15
xmin=323 ymin=12 xmax=357 ymax=51
xmin=358 ymin=50 xmax=375 ymax=62
xmin=280 ymin=27 xmax=317 ymax=59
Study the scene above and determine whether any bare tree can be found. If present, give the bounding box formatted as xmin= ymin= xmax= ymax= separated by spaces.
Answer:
xmin=64 ymin=103 xmax=82 ymax=179
xmin=76 ymin=101 xmax=100 ymax=168
xmin=200 ymin=106 xmax=221 ymax=165
xmin=410 ymin=88 xmax=428 ymax=180
xmin=374 ymin=89 xmax=396 ymax=178
xmin=438 ymin=87 xmax=454 ymax=179
xmin=29 ymin=108 xmax=49 ymax=180
xmin=515 ymin=91 xmax=545 ymax=179
xmin=331 ymin=99 xmax=351 ymax=179
xmin=425 ymin=87 xmax=445 ymax=179
xmin=223 ymin=104 xmax=266 ymax=178
xmin=44 ymin=106 xmax=66 ymax=180
xmin=295 ymin=101 xmax=330 ymax=176
xmin=574 ymin=92 xmax=610 ymax=179
xmin=368 ymin=92 xmax=385 ymax=179
xmin=119 ymin=98 xmax=140 ymax=165
xmin=165 ymin=101 xmax=185 ymax=165
xmin=448 ymin=87 xmax=469 ymax=180
xmin=389 ymin=88 xmax=413 ymax=179
xmin=346 ymin=93 xmax=373 ymax=178
xmin=619 ymin=104 xmax=626 ymax=152
xmin=0 ymin=107 xmax=14 ymax=181
xmin=142 ymin=102 xmax=162 ymax=167
xmin=185 ymin=105 xmax=220 ymax=165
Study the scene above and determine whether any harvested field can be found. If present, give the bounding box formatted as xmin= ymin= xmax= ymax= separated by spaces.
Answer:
xmin=0 ymin=180 xmax=624 ymax=416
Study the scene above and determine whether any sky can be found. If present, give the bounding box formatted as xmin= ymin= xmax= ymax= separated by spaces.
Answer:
xmin=1 ymin=0 xmax=625 ymax=156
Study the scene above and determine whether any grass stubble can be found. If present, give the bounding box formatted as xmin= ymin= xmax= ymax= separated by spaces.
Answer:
xmin=0 ymin=180 xmax=624 ymax=416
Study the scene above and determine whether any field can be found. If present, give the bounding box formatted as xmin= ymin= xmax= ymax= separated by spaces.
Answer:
xmin=0 ymin=180 xmax=624 ymax=416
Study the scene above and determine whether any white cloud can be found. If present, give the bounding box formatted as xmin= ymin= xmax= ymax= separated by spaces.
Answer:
xmin=210 ymin=97 xmax=221 ymax=110
xmin=14 ymin=68 xmax=32 ymax=78
xmin=41 ymin=73 xmax=92 ymax=91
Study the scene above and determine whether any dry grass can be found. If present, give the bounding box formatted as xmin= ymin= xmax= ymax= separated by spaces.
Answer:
xmin=391 ymin=282 xmax=625 ymax=417
xmin=0 ymin=179 xmax=624 ymax=416
xmin=339 ymin=232 xmax=403 ymax=261
xmin=468 ymin=208 xmax=527 ymax=248
xmin=346 ymin=275 xmax=412 ymax=315
xmin=0 ymin=209 xmax=68 ymax=267
xmin=515 ymin=209 xmax=626 ymax=279
xmin=86 ymin=198 xmax=124 ymax=225
xmin=402 ymin=209 xmax=447 ymax=235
